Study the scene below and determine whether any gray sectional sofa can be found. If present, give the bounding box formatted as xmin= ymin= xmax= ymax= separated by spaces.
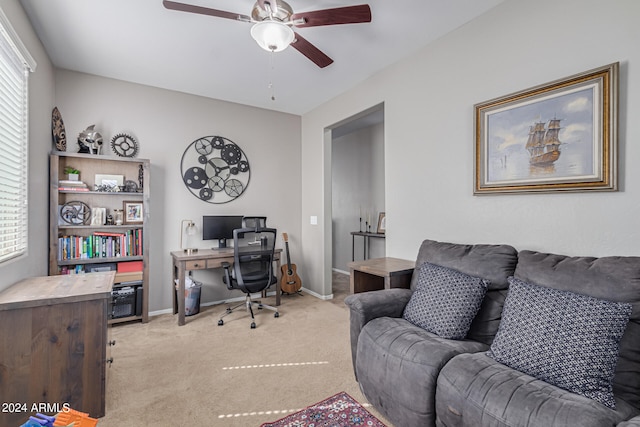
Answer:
xmin=344 ymin=239 xmax=640 ymax=427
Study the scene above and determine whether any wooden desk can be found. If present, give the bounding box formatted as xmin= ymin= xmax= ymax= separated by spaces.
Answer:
xmin=348 ymin=257 xmax=415 ymax=294
xmin=0 ymin=272 xmax=114 ymax=425
xmin=351 ymin=231 xmax=385 ymax=261
xmin=171 ymin=248 xmax=282 ymax=326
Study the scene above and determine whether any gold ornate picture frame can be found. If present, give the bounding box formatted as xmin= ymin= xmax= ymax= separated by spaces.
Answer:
xmin=474 ymin=63 xmax=618 ymax=194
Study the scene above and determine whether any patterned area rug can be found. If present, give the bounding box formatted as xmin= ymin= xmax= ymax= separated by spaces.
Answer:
xmin=260 ymin=392 xmax=387 ymax=427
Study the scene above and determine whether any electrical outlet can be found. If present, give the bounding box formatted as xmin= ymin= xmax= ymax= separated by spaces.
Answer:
xmin=310 ymin=216 xmax=318 ymax=225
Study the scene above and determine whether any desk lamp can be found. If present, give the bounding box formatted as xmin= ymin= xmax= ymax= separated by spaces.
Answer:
xmin=180 ymin=219 xmax=198 ymax=254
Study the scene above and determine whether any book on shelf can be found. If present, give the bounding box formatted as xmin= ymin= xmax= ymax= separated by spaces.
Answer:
xmin=115 ymin=271 xmax=143 ymax=283
xmin=117 ymin=260 xmax=143 ymax=273
xmin=58 ymin=229 xmax=143 ymax=261
xmin=94 ymin=231 xmax=126 ymax=237
xmin=58 ymin=180 xmax=89 ymax=191
xmin=59 ymin=186 xmax=90 ymax=191
xmin=59 ymin=265 xmax=86 ymax=275
xmin=59 ymin=179 xmax=88 ymax=186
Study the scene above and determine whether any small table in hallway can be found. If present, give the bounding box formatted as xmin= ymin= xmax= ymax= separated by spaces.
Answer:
xmin=351 ymin=231 xmax=385 ymax=261
xmin=348 ymin=257 xmax=415 ymax=294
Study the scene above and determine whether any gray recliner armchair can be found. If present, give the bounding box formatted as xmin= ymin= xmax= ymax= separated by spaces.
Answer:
xmin=345 ymin=239 xmax=518 ymax=426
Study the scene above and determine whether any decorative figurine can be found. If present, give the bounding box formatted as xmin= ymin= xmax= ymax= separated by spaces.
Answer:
xmin=124 ymin=180 xmax=138 ymax=193
xmin=51 ymin=107 xmax=66 ymax=151
xmin=78 ymin=125 xmax=103 ymax=154
xmin=113 ymin=209 xmax=124 ymax=225
xmin=138 ymin=164 xmax=144 ymax=191
xmin=90 ymin=207 xmax=106 ymax=226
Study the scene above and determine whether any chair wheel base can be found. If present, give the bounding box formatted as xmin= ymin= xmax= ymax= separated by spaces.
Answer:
xmin=274 ymin=312 xmax=280 ymax=318
xmin=251 ymin=322 xmax=256 ymax=329
xmin=218 ymin=319 xmax=224 ymax=326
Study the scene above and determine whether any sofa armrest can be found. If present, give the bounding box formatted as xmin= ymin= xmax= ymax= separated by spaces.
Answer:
xmin=618 ymin=416 xmax=640 ymax=426
xmin=344 ymin=288 xmax=413 ymax=379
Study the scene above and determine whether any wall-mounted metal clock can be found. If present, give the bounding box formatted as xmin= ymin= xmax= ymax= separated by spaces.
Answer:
xmin=180 ymin=135 xmax=250 ymax=204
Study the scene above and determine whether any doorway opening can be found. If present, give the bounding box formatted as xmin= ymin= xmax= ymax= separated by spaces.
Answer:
xmin=328 ymin=104 xmax=385 ymax=296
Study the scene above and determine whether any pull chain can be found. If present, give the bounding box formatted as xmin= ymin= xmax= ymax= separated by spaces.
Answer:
xmin=268 ymin=50 xmax=276 ymax=101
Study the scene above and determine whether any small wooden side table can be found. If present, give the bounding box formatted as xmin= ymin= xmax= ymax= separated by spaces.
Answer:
xmin=348 ymin=257 xmax=415 ymax=294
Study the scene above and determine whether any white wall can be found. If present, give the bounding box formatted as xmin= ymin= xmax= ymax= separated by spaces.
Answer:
xmin=54 ymin=70 xmax=301 ymax=312
xmin=301 ymin=0 xmax=640 ymax=297
xmin=332 ymin=123 xmax=385 ymax=272
xmin=0 ymin=0 xmax=54 ymax=290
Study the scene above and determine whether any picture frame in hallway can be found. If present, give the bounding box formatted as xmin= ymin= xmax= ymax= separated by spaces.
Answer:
xmin=474 ymin=62 xmax=618 ymax=194
xmin=377 ymin=212 xmax=386 ymax=234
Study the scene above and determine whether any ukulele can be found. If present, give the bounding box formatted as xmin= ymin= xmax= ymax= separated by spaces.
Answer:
xmin=280 ymin=232 xmax=302 ymax=294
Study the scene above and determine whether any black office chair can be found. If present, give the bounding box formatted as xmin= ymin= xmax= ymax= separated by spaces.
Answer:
xmin=242 ymin=216 xmax=267 ymax=228
xmin=218 ymin=225 xmax=279 ymax=329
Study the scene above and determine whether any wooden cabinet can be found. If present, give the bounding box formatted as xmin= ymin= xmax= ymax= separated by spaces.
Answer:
xmin=0 ymin=272 xmax=114 ymax=426
xmin=49 ymin=152 xmax=150 ymax=323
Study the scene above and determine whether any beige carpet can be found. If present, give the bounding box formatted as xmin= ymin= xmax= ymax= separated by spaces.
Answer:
xmin=99 ymin=272 xmax=391 ymax=427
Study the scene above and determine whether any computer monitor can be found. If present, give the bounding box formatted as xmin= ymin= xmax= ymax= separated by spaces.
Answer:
xmin=202 ymin=215 xmax=243 ymax=248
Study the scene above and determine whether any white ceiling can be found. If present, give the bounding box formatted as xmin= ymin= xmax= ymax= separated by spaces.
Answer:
xmin=19 ymin=0 xmax=504 ymax=115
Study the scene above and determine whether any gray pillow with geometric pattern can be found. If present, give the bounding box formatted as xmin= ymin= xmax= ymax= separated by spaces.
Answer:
xmin=402 ymin=262 xmax=489 ymax=340
xmin=487 ymin=277 xmax=632 ymax=409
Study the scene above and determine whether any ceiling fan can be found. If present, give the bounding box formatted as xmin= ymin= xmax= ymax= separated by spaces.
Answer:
xmin=162 ymin=0 xmax=372 ymax=68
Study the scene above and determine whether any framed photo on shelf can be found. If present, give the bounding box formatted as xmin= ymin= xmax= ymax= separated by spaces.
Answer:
xmin=123 ymin=200 xmax=143 ymax=224
xmin=377 ymin=212 xmax=386 ymax=234
xmin=474 ymin=62 xmax=618 ymax=194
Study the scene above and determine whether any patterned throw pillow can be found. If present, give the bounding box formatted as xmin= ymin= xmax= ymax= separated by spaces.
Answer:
xmin=402 ymin=262 xmax=489 ymax=340
xmin=487 ymin=277 xmax=632 ymax=409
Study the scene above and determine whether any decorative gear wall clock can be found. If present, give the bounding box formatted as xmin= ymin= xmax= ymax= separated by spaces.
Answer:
xmin=180 ymin=135 xmax=250 ymax=204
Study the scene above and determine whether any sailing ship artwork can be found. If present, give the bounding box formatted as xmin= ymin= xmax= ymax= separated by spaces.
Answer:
xmin=525 ymin=118 xmax=562 ymax=167
xmin=484 ymin=86 xmax=596 ymax=186
xmin=476 ymin=63 xmax=617 ymax=193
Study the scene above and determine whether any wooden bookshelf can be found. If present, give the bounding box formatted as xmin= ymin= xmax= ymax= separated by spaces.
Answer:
xmin=49 ymin=152 xmax=150 ymax=323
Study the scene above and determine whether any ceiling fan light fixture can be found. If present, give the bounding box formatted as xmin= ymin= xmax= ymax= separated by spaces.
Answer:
xmin=250 ymin=20 xmax=294 ymax=52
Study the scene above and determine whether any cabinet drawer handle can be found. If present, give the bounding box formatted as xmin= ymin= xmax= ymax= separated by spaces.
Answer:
xmin=109 ymin=340 xmax=116 ymax=346
xmin=106 ymin=357 xmax=114 ymax=365
xmin=193 ymin=263 xmax=200 ymax=268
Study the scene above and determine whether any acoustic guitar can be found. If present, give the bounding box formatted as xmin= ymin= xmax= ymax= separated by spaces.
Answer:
xmin=280 ymin=232 xmax=302 ymax=294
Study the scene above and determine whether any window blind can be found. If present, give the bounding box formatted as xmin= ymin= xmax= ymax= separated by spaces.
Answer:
xmin=0 ymin=11 xmax=31 ymax=263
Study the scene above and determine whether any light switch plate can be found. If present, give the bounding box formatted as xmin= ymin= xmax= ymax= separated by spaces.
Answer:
xmin=310 ymin=216 xmax=318 ymax=225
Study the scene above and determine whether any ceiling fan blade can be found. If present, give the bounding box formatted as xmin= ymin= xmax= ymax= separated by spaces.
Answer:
xmin=162 ymin=0 xmax=251 ymax=22
xmin=291 ymin=4 xmax=371 ymax=28
xmin=290 ymin=32 xmax=333 ymax=68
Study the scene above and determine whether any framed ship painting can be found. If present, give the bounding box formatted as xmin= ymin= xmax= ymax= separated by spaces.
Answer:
xmin=474 ymin=62 xmax=618 ymax=194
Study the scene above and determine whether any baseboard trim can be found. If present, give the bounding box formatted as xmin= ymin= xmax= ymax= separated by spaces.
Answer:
xmin=303 ymin=287 xmax=334 ymax=300
xmin=149 ymin=289 xmax=330 ymax=318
